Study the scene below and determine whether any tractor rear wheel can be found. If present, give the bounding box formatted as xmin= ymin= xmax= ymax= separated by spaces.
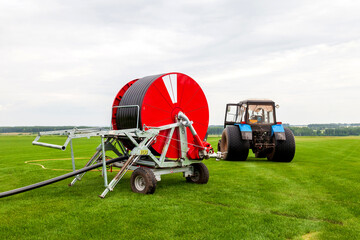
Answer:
xmin=267 ymin=127 xmax=295 ymax=162
xmin=130 ymin=167 xmax=157 ymax=194
xmin=186 ymin=163 xmax=209 ymax=184
xmin=220 ymin=125 xmax=249 ymax=161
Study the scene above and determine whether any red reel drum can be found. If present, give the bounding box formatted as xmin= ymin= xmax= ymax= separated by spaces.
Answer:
xmin=112 ymin=72 xmax=209 ymax=159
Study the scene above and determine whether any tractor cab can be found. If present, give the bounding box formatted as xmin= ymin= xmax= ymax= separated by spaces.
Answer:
xmin=224 ymin=99 xmax=277 ymax=127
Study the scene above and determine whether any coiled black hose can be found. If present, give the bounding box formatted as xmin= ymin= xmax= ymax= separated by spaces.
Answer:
xmin=116 ymin=74 xmax=162 ymax=130
xmin=0 ymin=156 xmax=127 ymax=199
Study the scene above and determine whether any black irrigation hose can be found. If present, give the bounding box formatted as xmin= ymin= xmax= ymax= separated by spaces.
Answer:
xmin=116 ymin=74 xmax=162 ymax=130
xmin=115 ymin=74 xmax=162 ymax=152
xmin=0 ymin=156 xmax=128 ymax=199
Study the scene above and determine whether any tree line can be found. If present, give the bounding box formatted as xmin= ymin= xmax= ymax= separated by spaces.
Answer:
xmin=206 ymin=125 xmax=360 ymax=136
xmin=307 ymin=123 xmax=360 ymax=130
xmin=288 ymin=127 xmax=360 ymax=136
xmin=1 ymin=125 xmax=360 ymax=136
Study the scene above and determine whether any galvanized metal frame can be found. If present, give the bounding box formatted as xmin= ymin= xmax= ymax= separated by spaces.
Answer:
xmin=32 ymin=112 xmax=205 ymax=198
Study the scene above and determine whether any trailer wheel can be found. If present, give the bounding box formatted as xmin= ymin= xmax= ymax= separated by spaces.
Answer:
xmin=186 ymin=163 xmax=209 ymax=184
xmin=267 ymin=127 xmax=295 ymax=162
xmin=130 ymin=167 xmax=157 ymax=194
xmin=220 ymin=125 xmax=249 ymax=161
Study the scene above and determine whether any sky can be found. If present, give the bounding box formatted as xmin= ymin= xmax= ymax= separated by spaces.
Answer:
xmin=1 ymin=0 xmax=359 ymax=126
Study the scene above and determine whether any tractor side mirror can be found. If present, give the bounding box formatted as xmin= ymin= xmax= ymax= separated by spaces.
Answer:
xmin=275 ymin=104 xmax=280 ymax=109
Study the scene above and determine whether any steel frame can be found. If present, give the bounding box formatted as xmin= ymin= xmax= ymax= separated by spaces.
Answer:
xmin=32 ymin=112 xmax=205 ymax=198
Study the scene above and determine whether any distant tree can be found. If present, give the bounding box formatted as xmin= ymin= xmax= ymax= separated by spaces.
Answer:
xmin=288 ymin=127 xmax=316 ymax=136
xmin=207 ymin=126 xmax=224 ymax=135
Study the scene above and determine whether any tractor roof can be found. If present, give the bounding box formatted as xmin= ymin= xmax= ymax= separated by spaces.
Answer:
xmin=239 ymin=99 xmax=275 ymax=105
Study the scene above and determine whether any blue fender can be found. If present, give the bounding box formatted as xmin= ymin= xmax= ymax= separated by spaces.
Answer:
xmin=271 ymin=124 xmax=286 ymax=140
xmin=235 ymin=123 xmax=252 ymax=140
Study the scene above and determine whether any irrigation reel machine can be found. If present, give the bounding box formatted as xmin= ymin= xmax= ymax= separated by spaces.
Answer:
xmin=0 ymin=72 xmax=217 ymax=198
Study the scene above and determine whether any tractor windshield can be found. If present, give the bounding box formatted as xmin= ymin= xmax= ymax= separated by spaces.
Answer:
xmin=247 ymin=104 xmax=274 ymax=124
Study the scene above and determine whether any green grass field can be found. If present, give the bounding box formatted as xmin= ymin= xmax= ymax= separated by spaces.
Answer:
xmin=0 ymin=135 xmax=359 ymax=239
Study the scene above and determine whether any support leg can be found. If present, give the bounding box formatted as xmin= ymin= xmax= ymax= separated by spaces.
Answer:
xmin=99 ymin=155 xmax=137 ymax=198
xmin=69 ymin=147 xmax=102 ymax=186
xmin=101 ymin=136 xmax=108 ymax=187
xmin=70 ymin=139 xmax=76 ymax=172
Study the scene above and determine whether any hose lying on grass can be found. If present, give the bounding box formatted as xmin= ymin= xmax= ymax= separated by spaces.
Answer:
xmin=0 ymin=156 xmax=128 ymax=199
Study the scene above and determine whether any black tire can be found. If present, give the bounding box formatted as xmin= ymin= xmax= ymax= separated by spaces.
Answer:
xmin=130 ymin=167 xmax=157 ymax=194
xmin=186 ymin=163 xmax=209 ymax=184
xmin=217 ymin=139 xmax=221 ymax=152
xmin=267 ymin=127 xmax=295 ymax=162
xmin=220 ymin=125 xmax=249 ymax=161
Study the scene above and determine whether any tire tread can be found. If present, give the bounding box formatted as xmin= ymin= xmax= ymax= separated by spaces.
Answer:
xmin=267 ymin=127 xmax=295 ymax=162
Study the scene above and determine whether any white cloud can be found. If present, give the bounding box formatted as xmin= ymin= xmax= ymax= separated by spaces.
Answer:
xmin=0 ymin=0 xmax=360 ymax=126
xmin=199 ymin=39 xmax=360 ymax=125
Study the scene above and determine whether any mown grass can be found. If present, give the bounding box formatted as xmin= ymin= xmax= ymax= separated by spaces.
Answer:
xmin=0 ymin=135 xmax=359 ymax=239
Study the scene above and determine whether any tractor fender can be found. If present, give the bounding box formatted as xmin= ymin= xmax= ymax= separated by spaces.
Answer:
xmin=235 ymin=123 xmax=253 ymax=140
xmin=271 ymin=124 xmax=286 ymax=140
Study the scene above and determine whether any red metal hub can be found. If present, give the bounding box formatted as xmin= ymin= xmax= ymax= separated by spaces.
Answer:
xmin=171 ymin=107 xmax=182 ymax=121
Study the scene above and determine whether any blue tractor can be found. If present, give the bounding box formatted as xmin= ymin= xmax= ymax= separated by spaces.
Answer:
xmin=218 ymin=99 xmax=295 ymax=162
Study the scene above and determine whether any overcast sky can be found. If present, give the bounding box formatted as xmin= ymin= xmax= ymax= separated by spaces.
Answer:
xmin=1 ymin=0 xmax=359 ymax=126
